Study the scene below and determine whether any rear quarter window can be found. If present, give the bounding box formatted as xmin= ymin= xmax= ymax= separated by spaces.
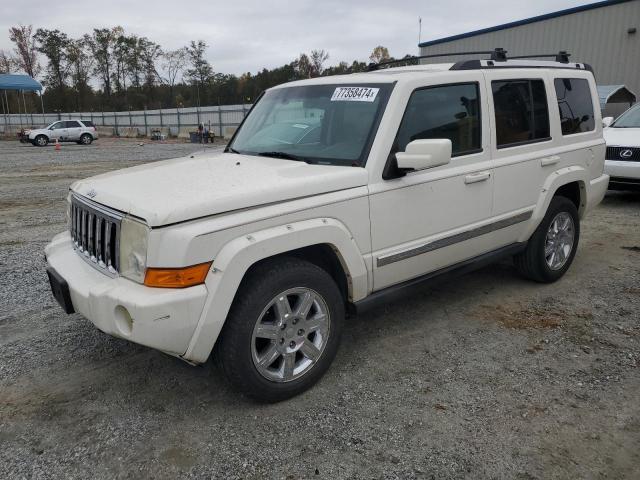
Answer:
xmin=81 ymin=120 xmax=95 ymax=128
xmin=554 ymin=78 xmax=595 ymax=135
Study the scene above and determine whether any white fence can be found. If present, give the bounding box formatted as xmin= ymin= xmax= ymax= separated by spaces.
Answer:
xmin=1 ymin=104 xmax=253 ymax=137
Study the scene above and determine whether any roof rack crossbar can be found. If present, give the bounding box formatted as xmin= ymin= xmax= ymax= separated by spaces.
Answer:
xmin=510 ymin=51 xmax=571 ymax=63
xmin=368 ymin=48 xmax=508 ymax=71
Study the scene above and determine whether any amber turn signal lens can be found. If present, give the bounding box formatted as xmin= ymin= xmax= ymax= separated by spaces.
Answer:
xmin=144 ymin=262 xmax=212 ymax=288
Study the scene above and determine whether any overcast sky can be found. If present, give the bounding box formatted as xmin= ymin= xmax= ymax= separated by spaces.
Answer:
xmin=1 ymin=0 xmax=588 ymax=75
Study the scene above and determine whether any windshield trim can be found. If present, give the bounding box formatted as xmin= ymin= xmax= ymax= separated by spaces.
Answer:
xmin=228 ymin=82 xmax=396 ymax=167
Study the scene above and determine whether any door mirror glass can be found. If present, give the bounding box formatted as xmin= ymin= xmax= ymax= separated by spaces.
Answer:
xmin=602 ymin=116 xmax=614 ymax=128
xmin=395 ymin=139 xmax=452 ymax=172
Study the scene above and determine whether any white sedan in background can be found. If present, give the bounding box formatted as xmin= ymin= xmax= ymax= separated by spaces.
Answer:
xmin=603 ymin=104 xmax=640 ymax=191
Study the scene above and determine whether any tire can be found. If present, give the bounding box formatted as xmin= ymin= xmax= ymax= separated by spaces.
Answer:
xmin=217 ymin=257 xmax=345 ymax=402
xmin=34 ymin=135 xmax=48 ymax=147
xmin=515 ymin=196 xmax=580 ymax=283
xmin=80 ymin=133 xmax=93 ymax=145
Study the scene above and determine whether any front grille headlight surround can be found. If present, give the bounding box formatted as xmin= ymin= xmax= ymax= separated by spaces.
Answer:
xmin=119 ymin=216 xmax=149 ymax=283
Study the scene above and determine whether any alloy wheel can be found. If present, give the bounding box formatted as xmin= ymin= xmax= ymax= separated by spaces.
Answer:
xmin=251 ymin=287 xmax=330 ymax=383
xmin=544 ymin=212 xmax=575 ymax=270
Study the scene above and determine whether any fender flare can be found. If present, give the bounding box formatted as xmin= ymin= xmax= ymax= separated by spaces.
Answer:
xmin=183 ymin=217 xmax=368 ymax=363
xmin=519 ymin=166 xmax=587 ymax=242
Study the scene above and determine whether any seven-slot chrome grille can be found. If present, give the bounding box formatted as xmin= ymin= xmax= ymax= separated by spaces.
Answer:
xmin=606 ymin=146 xmax=640 ymax=162
xmin=70 ymin=194 xmax=122 ymax=275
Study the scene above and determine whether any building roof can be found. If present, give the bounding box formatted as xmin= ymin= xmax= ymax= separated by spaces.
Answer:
xmin=597 ymin=84 xmax=637 ymax=108
xmin=419 ymin=0 xmax=635 ymax=48
xmin=0 ymin=74 xmax=42 ymax=91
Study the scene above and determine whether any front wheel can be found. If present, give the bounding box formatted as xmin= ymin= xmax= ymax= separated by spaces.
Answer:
xmin=217 ymin=258 xmax=344 ymax=402
xmin=515 ymin=196 xmax=580 ymax=283
xmin=34 ymin=135 xmax=48 ymax=147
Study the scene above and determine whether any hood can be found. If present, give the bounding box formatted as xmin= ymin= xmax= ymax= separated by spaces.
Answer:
xmin=71 ymin=152 xmax=368 ymax=226
xmin=28 ymin=128 xmax=48 ymax=136
xmin=604 ymin=127 xmax=640 ymax=148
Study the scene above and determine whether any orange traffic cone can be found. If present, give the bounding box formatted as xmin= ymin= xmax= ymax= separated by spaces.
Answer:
xmin=55 ymin=139 xmax=61 ymax=151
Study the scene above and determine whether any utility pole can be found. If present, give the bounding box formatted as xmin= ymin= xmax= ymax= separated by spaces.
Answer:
xmin=418 ymin=17 xmax=422 ymax=49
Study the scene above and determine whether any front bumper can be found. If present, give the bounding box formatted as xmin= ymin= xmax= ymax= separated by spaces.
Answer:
xmin=605 ymin=160 xmax=640 ymax=190
xmin=45 ymin=232 xmax=207 ymax=356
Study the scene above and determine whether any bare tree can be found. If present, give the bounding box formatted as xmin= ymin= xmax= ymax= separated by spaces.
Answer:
xmin=369 ymin=45 xmax=390 ymax=64
xmin=0 ymin=49 xmax=15 ymax=73
xmin=9 ymin=24 xmax=41 ymax=77
xmin=161 ymin=47 xmax=188 ymax=103
xmin=309 ymin=49 xmax=329 ymax=77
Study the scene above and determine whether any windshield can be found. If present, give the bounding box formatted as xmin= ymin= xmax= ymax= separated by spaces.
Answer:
xmin=230 ymin=83 xmax=393 ymax=166
xmin=612 ymin=104 xmax=640 ymax=128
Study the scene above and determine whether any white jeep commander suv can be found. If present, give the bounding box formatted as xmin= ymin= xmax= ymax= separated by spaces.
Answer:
xmin=45 ymin=51 xmax=608 ymax=402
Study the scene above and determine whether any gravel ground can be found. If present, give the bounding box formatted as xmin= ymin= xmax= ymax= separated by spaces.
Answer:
xmin=1 ymin=139 xmax=639 ymax=479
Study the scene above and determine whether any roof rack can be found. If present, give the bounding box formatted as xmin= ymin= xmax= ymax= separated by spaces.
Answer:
xmin=510 ymin=51 xmax=571 ymax=63
xmin=368 ymin=48 xmax=581 ymax=71
xmin=368 ymin=48 xmax=508 ymax=71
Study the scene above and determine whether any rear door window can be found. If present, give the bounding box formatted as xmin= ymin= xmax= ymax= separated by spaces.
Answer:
xmin=492 ymin=79 xmax=550 ymax=148
xmin=65 ymin=121 xmax=81 ymax=128
xmin=554 ymin=78 xmax=595 ymax=135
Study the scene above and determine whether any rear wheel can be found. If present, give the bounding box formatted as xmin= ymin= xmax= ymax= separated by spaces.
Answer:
xmin=80 ymin=133 xmax=93 ymax=145
xmin=34 ymin=135 xmax=48 ymax=147
xmin=515 ymin=196 xmax=580 ymax=283
xmin=217 ymin=257 xmax=344 ymax=402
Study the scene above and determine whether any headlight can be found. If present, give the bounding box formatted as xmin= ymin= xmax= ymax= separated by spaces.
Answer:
xmin=119 ymin=216 xmax=149 ymax=283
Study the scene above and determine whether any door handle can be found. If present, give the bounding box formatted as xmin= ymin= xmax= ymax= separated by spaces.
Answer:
xmin=541 ymin=155 xmax=560 ymax=167
xmin=464 ymin=171 xmax=491 ymax=184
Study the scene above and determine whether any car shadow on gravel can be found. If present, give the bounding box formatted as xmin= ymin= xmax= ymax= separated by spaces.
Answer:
xmin=602 ymin=190 xmax=640 ymax=206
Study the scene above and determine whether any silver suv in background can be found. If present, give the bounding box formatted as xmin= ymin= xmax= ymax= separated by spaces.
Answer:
xmin=27 ymin=119 xmax=98 ymax=147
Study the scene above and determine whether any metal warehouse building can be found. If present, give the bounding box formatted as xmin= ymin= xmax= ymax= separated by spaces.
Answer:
xmin=419 ymin=0 xmax=640 ymax=100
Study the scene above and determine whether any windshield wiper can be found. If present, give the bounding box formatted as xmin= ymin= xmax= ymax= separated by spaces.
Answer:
xmin=257 ymin=151 xmax=311 ymax=163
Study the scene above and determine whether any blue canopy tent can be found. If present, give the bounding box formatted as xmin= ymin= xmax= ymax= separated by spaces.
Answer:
xmin=0 ymin=74 xmax=44 ymax=132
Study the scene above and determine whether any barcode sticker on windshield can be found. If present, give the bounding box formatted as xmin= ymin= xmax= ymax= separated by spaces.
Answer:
xmin=331 ymin=87 xmax=379 ymax=102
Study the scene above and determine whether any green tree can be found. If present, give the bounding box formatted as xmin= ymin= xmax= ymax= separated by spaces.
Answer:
xmin=87 ymin=27 xmax=119 ymax=97
xmin=185 ymin=40 xmax=213 ymax=87
xmin=67 ymin=37 xmax=94 ymax=110
xmin=294 ymin=53 xmax=312 ymax=78
xmin=34 ymin=28 xmax=70 ymax=90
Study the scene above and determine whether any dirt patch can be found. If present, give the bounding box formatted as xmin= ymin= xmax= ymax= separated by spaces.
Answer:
xmin=476 ymin=303 xmax=593 ymax=330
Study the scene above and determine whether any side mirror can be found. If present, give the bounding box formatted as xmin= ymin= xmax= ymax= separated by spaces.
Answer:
xmin=602 ymin=117 xmax=614 ymax=128
xmin=395 ymin=139 xmax=452 ymax=172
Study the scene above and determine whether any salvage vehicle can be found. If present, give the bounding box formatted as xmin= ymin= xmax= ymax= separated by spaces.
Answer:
xmin=603 ymin=103 xmax=640 ymax=191
xmin=27 ymin=119 xmax=98 ymax=146
xmin=45 ymin=50 xmax=608 ymax=402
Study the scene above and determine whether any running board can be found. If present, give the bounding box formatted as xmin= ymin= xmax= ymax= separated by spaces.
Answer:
xmin=354 ymin=243 xmax=526 ymax=315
